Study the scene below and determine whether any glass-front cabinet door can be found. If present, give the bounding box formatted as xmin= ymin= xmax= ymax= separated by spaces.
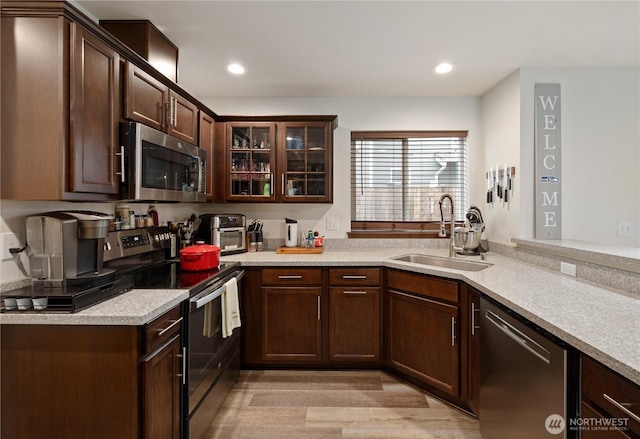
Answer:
xmin=227 ymin=123 xmax=276 ymax=201
xmin=277 ymin=122 xmax=332 ymax=202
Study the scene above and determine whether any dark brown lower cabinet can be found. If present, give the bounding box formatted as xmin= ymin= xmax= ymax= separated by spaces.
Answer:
xmin=581 ymin=355 xmax=640 ymax=438
xmin=387 ymin=288 xmax=460 ymax=396
xmin=262 ymin=286 xmax=323 ymax=363
xmin=1 ymin=305 xmax=184 ymax=439
xmin=142 ymin=335 xmax=182 ymax=439
xmin=328 ymin=287 xmax=381 ymax=362
xmin=461 ymin=284 xmax=481 ymax=415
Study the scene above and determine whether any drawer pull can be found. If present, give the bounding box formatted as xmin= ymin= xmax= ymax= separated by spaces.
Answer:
xmin=342 ymin=291 xmax=367 ymax=295
xmin=278 ymin=275 xmax=303 ymax=280
xmin=603 ymin=393 xmax=640 ymax=424
xmin=157 ymin=317 xmax=183 ymax=337
xmin=342 ymin=275 xmax=367 ymax=280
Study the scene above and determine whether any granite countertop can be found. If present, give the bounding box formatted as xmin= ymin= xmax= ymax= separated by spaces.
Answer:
xmin=2 ymin=247 xmax=638 ymax=385
xmin=0 ymin=289 xmax=188 ymax=326
xmin=222 ymin=248 xmax=640 ymax=385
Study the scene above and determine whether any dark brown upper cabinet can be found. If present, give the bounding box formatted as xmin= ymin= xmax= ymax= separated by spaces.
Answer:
xmin=124 ymin=62 xmax=198 ymax=144
xmin=216 ymin=116 xmax=337 ymax=203
xmin=1 ymin=9 xmax=120 ymax=200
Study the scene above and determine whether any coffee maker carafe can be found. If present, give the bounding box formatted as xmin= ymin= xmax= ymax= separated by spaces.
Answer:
xmin=26 ymin=211 xmax=114 ymax=287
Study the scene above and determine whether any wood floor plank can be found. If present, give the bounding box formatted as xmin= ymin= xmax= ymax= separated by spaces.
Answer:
xmin=305 ymin=407 xmax=479 ymax=429
xmin=205 ymin=370 xmax=480 ymax=438
xmin=248 ymin=389 xmax=429 ymax=408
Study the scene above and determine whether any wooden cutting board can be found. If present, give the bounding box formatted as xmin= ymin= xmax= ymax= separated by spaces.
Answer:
xmin=276 ymin=246 xmax=323 ymax=254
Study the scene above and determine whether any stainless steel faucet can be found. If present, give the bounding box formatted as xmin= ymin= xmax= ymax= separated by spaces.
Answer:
xmin=438 ymin=194 xmax=455 ymax=257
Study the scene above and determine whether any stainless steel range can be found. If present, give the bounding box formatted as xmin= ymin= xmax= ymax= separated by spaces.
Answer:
xmin=2 ymin=223 xmax=244 ymax=439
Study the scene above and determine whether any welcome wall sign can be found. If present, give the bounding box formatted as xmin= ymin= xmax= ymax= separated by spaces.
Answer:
xmin=535 ymin=83 xmax=562 ymax=239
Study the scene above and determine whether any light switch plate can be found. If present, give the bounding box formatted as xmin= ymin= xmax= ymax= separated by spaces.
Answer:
xmin=326 ymin=218 xmax=339 ymax=231
xmin=2 ymin=233 xmax=20 ymax=260
xmin=560 ymin=261 xmax=577 ymax=277
xmin=617 ymin=221 xmax=634 ymax=237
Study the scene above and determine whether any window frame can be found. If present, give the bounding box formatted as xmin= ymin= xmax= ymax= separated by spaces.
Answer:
xmin=349 ymin=130 xmax=468 ymax=239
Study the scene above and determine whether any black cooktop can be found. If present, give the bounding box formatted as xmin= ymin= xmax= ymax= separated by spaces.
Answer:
xmin=126 ymin=260 xmax=240 ymax=296
xmin=2 ymin=260 xmax=240 ymax=313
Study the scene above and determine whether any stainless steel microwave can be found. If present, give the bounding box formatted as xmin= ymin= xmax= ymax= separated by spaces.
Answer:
xmin=119 ymin=121 xmax=207 ymax=202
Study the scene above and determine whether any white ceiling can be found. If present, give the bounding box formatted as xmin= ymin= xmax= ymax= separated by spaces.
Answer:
xmin=75 ymin=0 xmax=639 ymax=98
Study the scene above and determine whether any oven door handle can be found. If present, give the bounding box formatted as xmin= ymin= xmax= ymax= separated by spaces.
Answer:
xmin=190 ymin=270 xmax=245 ymax=310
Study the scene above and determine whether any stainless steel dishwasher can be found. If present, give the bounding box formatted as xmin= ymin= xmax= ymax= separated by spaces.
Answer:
xmin=480 ymin=298 xmax=578 ymax=439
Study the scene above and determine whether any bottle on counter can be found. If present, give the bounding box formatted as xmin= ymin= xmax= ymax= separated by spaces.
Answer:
xmin=129 ymin=211 xmax=136 ymax=229
xmin=116 ymin=205 xmax=130 ymax=230
xmin=148 ymin=205 xmax=159 ymax=227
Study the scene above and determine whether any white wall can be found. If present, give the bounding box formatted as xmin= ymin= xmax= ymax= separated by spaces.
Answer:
xmin=200 ymin=97 xmax=484 ymax=241
xmin=481 ymin=71 xmax=522 ymax=246
xmin=518 ymin=68 xmax=640 ymax=246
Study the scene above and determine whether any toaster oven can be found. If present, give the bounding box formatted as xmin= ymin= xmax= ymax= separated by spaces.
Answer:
xmin=195 ymin=214 xmax=247 ymax=255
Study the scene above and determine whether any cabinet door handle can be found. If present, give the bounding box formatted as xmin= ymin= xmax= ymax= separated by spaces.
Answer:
xmin=342 ymin=275 xmax=367 ymax=280
xmin=317 ymin=296 xmax=321 ymax=320
xmin=471 ymin=302 xmax=480 ymax=336
xmin=157 ymin=317 xmax=183 ymax=337
xmin=170 ymin=97 xmax=175 ymax=126
xmin=177 ymin=346 xmax=186 ymax=385
xmin=281 ymin=175 xmax=285 ymax=195
xmin=342 ymin=291 xmax=367 ymax=295
xmin=173 ymin=97 xmax=178 ymax=127
xmin=451 ymin=317 xmax=456 ymax=347
xmin=270 ymin=174 xmax=274 ymax=195
xmin=278 ymin=275 xmax=302 ymax=280
xmin=115 ymin=145 xmax=125 ymax=183
xmin=164 ymin=101 xmax=172 ymax=127
xmin=603 ymin=393 xmax=640 ymax=424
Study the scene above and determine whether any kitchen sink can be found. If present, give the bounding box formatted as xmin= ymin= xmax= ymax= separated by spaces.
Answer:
xmin=391 ymin=254 xmax=493 ymax=271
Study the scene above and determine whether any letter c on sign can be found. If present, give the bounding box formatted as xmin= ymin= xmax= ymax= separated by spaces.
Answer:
xmin=543 ymin=155 xmax=556 ymax=170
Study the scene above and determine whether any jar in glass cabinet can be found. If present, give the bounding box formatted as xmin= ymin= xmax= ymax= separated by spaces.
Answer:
xmin=227 ymin=123 xmax=276 ymax=201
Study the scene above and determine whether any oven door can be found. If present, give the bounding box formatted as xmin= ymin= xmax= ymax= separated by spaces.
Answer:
xmin=214 ymin=228 xmax=246 ymax=254
xmin=186 ymin=270 xmax=244 ymax=426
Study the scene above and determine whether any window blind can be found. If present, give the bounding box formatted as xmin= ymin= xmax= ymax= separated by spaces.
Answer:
xmin=351 ymin=131 xmax=468 ymax=225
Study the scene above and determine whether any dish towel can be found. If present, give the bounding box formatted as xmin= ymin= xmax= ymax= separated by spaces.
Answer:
xmin=222 ymin=277 xmax=241 ymax=338
xmin=202 ymin=301 xmax=216 ymax=338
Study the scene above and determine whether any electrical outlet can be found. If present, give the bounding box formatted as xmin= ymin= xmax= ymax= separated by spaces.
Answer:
xmin=617 ymin=221 xmax=634 ymax=237
xmin=326 ymin=218 xmax=339 ymax=231
xmin=2 ymin=233 xmax=21 ymax=260
xmin=560 ymin=262 xmax=577 ymax=277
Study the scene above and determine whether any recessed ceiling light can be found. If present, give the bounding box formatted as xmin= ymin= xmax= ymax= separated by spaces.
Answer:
xmin=433 ymin=62 xmax=453 ymax=75
xmin=227 ymin=63 xmax=245 ymax=75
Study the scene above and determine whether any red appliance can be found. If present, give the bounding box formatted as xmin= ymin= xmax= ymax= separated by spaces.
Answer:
xmin=179 ymin=244 xmax=221 ymax=271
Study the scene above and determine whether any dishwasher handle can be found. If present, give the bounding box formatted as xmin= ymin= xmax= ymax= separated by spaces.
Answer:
xmin=485 ymin=308 xmax=551 ymax=364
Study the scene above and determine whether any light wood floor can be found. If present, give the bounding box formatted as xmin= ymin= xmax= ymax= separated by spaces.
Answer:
xmin=205 ymin=370 xmax=482 ymax=438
